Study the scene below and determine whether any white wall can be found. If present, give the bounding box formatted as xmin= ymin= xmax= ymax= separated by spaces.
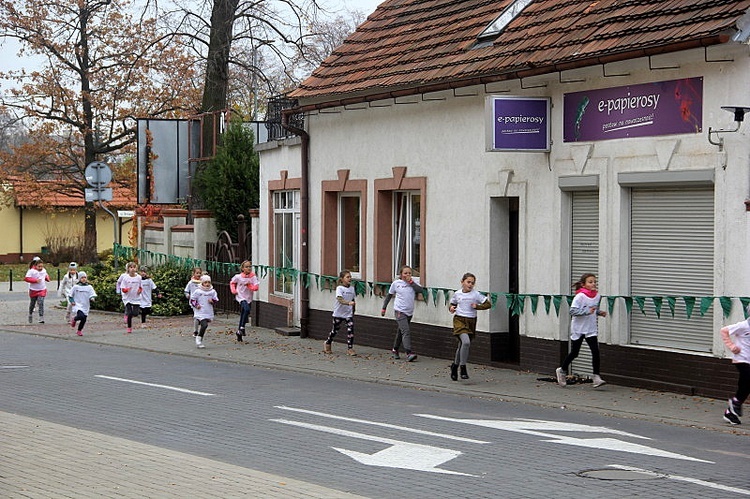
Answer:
xmin=258 ymin=43 xmax=750 ymax=354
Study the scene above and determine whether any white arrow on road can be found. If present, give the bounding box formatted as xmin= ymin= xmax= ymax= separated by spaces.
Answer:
xmin=271 ymin=418 xmax=476 ymax=476
xmin=333 ymin=442 xmax=466 ymax=475
xmin=417 ymin=415 xmax=712 ymax=463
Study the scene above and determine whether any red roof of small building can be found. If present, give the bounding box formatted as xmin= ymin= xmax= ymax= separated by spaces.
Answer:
xmin=7 ymin=177 xmax=135 ymax=209
xmin=290 ymin=0 xmax=750 ymax=103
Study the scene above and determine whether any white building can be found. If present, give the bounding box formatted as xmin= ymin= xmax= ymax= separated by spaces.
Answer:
xmin=255 ymin=0 xmax=750 ymax=397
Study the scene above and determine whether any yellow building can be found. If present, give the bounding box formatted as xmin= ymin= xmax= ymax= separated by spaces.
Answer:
xmin=0 ymin=180 xmax=135 ymax=263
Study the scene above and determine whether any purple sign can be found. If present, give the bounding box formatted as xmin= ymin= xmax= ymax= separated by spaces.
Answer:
xmin=490 ymin=97 xmax=550 ymax=151
xmin=563 ymin=78 xmax=703 ymax=142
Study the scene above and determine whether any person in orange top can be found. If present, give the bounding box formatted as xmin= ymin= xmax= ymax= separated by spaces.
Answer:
xmin=24 ymin=256 xmax=50 ymax=324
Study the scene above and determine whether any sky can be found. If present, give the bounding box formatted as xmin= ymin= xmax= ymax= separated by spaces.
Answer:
xmin=1 ymin=0 xmax=385 ymax=78
xmin=340 ymin=0 xmax=383 ymax=15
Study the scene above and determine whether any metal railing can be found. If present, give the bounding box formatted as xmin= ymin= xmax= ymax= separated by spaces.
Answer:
xmin=2 ymin=268 xmax=64 ymax=292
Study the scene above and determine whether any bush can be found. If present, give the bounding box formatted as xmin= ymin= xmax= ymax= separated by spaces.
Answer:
xmin=88 ymin=255 xmax=192 ymax=316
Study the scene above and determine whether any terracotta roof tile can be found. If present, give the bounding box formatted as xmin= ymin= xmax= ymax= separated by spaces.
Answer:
xmin=7 ymin=177 xmax=135 ymax=209
xmin=291 ymin=0 xmax=750 ymax=102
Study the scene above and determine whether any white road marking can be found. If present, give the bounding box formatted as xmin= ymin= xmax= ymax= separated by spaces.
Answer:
xmin=271 ymin=418 xmax=475 ymax=476
xmin=95 ymin=375 xmax=215 ymax=396
xmin=608 ymin=465 xmax=750 ymax=495
xmin=417 ymin=415 xmax=712 ymax=463
xmin=0 ymin=365 xmax=29 ymax=369
xmin=276 ymin=405 xmax=488 ymax=444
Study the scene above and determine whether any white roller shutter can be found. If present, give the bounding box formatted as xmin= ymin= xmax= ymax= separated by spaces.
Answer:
xmin=630 ymin=188 xmax=714 ymax=352
xmin=570 ymin=191 xmax=599 ymax=375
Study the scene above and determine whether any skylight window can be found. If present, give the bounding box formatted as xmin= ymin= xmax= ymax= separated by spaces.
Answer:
xmin=475 ymin=0 xmax=534 ymax=47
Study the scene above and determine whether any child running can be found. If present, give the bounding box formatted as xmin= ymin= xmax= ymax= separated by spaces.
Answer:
xmin=184 ymin=267 xmax=204 ymax=337
xmin=190 ymin=274 xmax=219 ymax=349
xmin=138 ymin=266 xmax=160 ymax=328
xmin=229 ymin=260 xmax=259 ymax=343
xmin=381 ymin=265 xmax=423 ymax=362
xmin=58 ymin=262 xmax=79 ymax=322
xmin=24 ymin=256 xmax=50 ymax=324
xmin=116 ymin=261 xmax=142 ymax=334
xmin=719 ymin=311 xmax=750 ymax=425
xmin=68 ymin=271 xmax=97 ymax=336
xmin=555 ymin=273 xmax=608 ymax=388
xmin=448 ymin=272 xmax=492 ymax=381
xmin=323 ymin=270 xmax=357 ymax=356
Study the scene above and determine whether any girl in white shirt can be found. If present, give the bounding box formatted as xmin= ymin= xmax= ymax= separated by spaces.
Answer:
xmin=190 ymin=275 xmax=219 ymax=349
xmin=719 ymin=313 xmax=750 ymax=425
xmin=24 ymin=257 xmax=50 ymax=324
xmin=116 ymin=262 xmax=142 ymax=334
xmin=381 ymin=265 xmax=423 ymax=362
xmin=556 ymin=273 xmax=608 ymax=388
xmin=448 ymin=272 xmax=491 ymax=381
xmin=323 ymin=270 xmax=357 ymax=356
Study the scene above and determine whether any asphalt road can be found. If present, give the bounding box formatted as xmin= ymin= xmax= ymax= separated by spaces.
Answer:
xmin=3 ymin=332 xmax=750 ymax=498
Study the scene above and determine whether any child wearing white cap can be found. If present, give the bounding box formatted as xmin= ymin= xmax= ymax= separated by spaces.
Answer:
xmin=68 ymin=271 xmax=96 ymax=336
xmin=58 ymin=262 xmax=79 ymax=322
xmin=189 ymin=274 xmax=219 ymax=348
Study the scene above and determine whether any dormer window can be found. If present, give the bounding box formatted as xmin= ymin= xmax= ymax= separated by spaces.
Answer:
xmin=474 ymin=0 xmax=534 ymax=48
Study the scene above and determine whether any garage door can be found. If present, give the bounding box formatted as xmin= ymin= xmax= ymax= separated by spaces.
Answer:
xmin=630 ymin=188 xmax=714 ymax=352
xmin=570 ymin=191 xmax=599 ymax=375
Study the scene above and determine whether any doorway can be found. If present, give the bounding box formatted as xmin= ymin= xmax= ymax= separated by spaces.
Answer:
xmin=489 ymin=196 xmax=519 ymax=363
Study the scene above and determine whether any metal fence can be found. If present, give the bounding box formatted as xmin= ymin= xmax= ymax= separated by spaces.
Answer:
xmin=2 ymin=268 xmax=65 ymax=292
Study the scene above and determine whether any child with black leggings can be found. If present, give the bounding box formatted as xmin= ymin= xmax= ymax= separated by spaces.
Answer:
xmin=556 ymin=273 xmax=608 ymax=388
xmin=68 ymin=272 xmax=97 ymax=336
xmin=720 ymin=314 xmax=750 ymax=425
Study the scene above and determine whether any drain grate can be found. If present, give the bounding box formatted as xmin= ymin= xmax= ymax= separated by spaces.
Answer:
xmin=578 ymin=468 xmax=665 ymax=481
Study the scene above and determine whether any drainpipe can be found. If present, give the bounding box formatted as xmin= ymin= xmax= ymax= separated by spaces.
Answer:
xmin=281 ymin=110 xmax=310 ymax=338
xmin=19 ymin=207 xmax=24 ymax=262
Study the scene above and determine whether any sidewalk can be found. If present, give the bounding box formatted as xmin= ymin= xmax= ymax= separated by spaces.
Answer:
xmin=2 ymin=290 xmax=747 ymax=436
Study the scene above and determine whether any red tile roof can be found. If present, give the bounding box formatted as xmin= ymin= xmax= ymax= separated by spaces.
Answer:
xmin=290 ymin=0 xmax=750 ymax=103
xmin=7 ymin=177 xmax=135 ymax=208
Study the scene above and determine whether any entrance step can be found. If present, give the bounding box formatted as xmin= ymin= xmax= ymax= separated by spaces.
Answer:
xmin=275 ymin=327 xmax=300 ymax=337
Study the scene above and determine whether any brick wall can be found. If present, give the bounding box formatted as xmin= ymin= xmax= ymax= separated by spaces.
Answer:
xmin=256 ymin=303 xmax=737 ymax=399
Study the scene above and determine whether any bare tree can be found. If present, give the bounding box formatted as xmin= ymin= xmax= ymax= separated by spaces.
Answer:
xmin=0 ymin=0 xmax=201 ymax=260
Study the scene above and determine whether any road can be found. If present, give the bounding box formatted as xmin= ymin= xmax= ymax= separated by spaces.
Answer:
xmin=2 ymin=331 xmax=750 ymax=498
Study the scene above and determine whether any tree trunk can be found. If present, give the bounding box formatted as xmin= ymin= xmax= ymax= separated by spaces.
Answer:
xmin=84 ymin=204 xmax=98 ymax=262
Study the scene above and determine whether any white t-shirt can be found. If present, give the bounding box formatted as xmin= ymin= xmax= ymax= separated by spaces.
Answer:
xmin=333 ymin=285 xmax=356 ymax=318
xmin=69 ymin=283 xmax=97 ymax=316
xmin=726 ymin=319 xmax=750 ymax=364
xmin=388 ymin=279 xmax=418 ymax=316
xmin=26 ymin=268 xmax=48 ymax=293
xmin=117 ymin=273 xmax=142 ymax=305
xmin=191 ymin=287 xmax=218 ymax=321
xmin=140 ymin=278 xmax=157 ymax=308
xmin=569 ymin=291 xmax=601 ymax=340
xmin=451 ymin=289 xmax=488 ymax=319
xmin=231 ymin=272 xmax=260 ymax=303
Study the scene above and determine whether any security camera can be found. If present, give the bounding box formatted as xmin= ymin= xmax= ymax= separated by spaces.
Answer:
xmin=721 ymin=106 xmax=750 ymax=123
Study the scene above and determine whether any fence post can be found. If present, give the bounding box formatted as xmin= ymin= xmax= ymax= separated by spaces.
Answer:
xmin=8 ymin=269 xmax=12 ymax=292
xmin=237 ymin=214 xmax=247 ymax=262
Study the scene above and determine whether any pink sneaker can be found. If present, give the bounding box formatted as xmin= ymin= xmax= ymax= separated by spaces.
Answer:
xmin=123 ymin=314 xmax=128 ymax=324
xmin=126 ymin=327 xmax=132 ymax=334
xmin=70 ymin=318 xmax=76 ymax=328
xmin=76 ymin=330 xmax=83 ymax=336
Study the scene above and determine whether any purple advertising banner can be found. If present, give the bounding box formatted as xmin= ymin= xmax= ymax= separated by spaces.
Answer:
xmin=563 ymin=78 xmax=703 ymax=142
xmin=490 ymin=97 xmax=550 ymax=151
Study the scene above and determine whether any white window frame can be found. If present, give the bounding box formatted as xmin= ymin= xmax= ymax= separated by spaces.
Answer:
xmin=393 ymin=191 xmax=421 ymax=278
xmin=338 ymin=193 xmax=361 ymax=279
xmin=273 ymin=190 xmax=299 ymax=295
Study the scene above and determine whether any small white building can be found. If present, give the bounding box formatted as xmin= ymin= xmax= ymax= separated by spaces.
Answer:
xmin=255 ymin=0 xmax=750 ymax=397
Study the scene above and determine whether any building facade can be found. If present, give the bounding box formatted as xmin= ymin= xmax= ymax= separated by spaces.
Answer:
xmin=255 ymin=0 xmax=750 ymax=398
